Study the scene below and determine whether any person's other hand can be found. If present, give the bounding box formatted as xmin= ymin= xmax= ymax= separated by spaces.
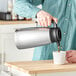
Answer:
xmin=66 ymin=50 xmax=76 ymax=63
xmin=36 ymin=10 xmax=58 ymax=27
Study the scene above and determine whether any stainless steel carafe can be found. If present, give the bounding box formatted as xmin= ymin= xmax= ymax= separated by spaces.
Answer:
xmin=15 ymin=22 xmax=61 ymax=49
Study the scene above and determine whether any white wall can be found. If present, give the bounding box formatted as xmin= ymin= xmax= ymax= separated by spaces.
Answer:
xmin=0 ymin=0 xmax=8 ymax=12
xmin=0 ymin=23 xmax=36 ymax=62
xmin=4 ymin=33 xmax=34 ymax=62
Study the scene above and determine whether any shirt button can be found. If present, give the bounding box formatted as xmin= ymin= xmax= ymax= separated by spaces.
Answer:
xmin=64 ymin=32 xmax=66 ymax=35
xmin=68 ymin=4 xmax=71 ymax=7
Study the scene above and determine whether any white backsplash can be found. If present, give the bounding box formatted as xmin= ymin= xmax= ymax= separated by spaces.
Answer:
xmin=0 ymin=0 xmax=8 ymax=12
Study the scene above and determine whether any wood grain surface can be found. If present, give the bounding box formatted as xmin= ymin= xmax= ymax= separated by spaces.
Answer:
xmin=5 ymin=60 xmax=76 ymax=74
xmin=0 ymin=20 xmax=34 ymax=25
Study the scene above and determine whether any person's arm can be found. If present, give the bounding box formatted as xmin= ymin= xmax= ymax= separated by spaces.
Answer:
xmin=14 ymin=0 xmax=44 ymax=18
xmin=14 ymin=0 xmax=57 ymax=26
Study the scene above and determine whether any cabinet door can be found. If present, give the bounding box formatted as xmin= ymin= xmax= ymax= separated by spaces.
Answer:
xmin=2 ymin=33 xmax=34 ymax=62
xmin=0 ymin=23 xmax=36 ymax=62
xmin=37 ymin=72 xmax=76 ymax=76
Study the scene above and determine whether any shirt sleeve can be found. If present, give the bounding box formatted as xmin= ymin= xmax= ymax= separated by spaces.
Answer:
xmin=13 ymin=0 xmax=44 ymax=18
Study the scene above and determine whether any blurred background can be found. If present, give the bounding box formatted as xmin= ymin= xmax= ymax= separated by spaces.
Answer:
xmin=0 ymin=0 xmax=42 ymax=21
xmin=0 ymin=0 xmax=32 ymax=21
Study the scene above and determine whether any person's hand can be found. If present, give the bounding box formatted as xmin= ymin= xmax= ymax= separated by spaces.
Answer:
xmin=66 ymin=50 xmax=76 ymax=63
xmin=36 ymin=10 xmax=58 ymax=27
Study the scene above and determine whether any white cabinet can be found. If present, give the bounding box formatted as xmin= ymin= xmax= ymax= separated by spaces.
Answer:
xmin=0 ymin=23 xmax=36 ymax=62
xmin=36 ymin=72 xmax=76 ymax=76
xmin=11 ymin=69 xmax=76 ymax=76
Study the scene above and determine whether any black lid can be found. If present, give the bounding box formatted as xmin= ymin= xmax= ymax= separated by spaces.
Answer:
xmin=49 ymin=27 xmax=61 ymax=43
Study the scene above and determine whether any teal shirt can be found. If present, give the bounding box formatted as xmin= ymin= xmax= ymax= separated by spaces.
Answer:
xmin=14 ymin=0 xmax=76 ymax=60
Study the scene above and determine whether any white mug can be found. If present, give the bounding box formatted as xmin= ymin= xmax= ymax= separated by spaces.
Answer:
xmin=53 ymin=51 xmax=66 ymax=64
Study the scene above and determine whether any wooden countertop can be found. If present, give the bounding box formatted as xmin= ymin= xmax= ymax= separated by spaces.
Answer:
xmin=5 ymin=60 xmax=76 ymax=74
xmin=0 ymin=20 xmax=35 ymax=25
